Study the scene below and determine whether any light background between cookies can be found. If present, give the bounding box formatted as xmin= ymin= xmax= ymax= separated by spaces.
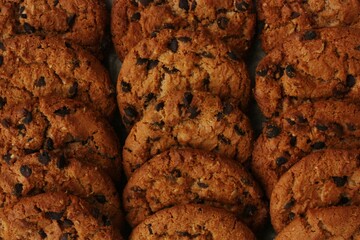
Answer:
xmin=105 ymin=0 xmax=275 ymax=239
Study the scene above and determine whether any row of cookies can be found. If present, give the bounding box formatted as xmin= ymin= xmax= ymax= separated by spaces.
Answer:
xmin=110 ymin=0 xmax=270 ymax=238
xmin=0 ymin=1 xmax=125 ymax=238
xmin=253 ymin=5 xmax=360 ymax=238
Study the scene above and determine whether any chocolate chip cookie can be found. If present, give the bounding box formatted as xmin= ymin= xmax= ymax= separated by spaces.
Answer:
xmin=129 ymin=204 xmax=256 ymax=240
xmin=0 ymin=34 xmax=116 ymax=118
xmin=275 ymin=206 xmax=360 ymax=240
xmin=117 ymin=29 xmax=251 ymax=129
xmin=257 ymin=0 xmax=360 ymax=52
xmin=123 ymin=90 xmax=253 ymax=177
xmin=111 ymin=0 xmax=256 ymax=60
xmin=0 ymin=192 xmax=123 ymax=239
xmin=0 ymin=97 xmax=121 ymax=182
xmin=255 ymin=27 xmax=360 ymax=118
xmin=0 ymin=152 xmax=123 ymax=229
xmin=0 ymin=0 xmax=107 ymax=54
xmin=252 ymin=100 xmax=360 ymax=197
xmin=271 ymin=149 xmax=360 ymax=232
xmin=123 ymin=148 xmax=267 ymax=230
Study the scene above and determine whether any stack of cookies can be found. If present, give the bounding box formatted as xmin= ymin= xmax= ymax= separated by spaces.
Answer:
xmin=254 ymin=1 xmax=360 ymax=239
xmin=111 ymin=0 xmax=269 ymax=239
xmin=0 ymin=1 xmax=125 ymax=239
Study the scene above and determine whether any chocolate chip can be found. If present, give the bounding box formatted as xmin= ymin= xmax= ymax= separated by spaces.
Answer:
xmin=0 ymin=56 xmax=3 ymax=67
xmin=191 ymin=0 xmax=197 ymax=10
xmin=217 ymin=17 xmax=229 ymax=30
xmin=347 ymin=123 xmax=356 ymax=132
xmin=297 ymin=115 xmax=307 ymax=123
xmin=303 ymin=30 xmax=317 ymax=40
xmin=202 ymin=77 xmax=210 ymax=91
xmin=1 ymin=118 xmax=10 ymax=128
xmin=45 ymin=211 xmax=64 ymax=220
xmin=38 ymin=151 xmax=51 ymax=165
xmin=290 ymin=136 xmax=297 ymax=147
xmin=94 ymin=195 xmax=107 ymax=204
xmin=355 ymin=45 xmax=360 ymax=51
xmin=147 ymin=60 xmax=159 ymax=70
xmin=234 ymin=125 xmax=245 ymax=136
xmin=124 ymin=106 xmax=138 ymax=118
xmin=216 ymin=8 xmax=227 ymax=14
xmin=61 ymin=219 xmax=74 ymax=228
xmin=171 ymin=169 xmax=181 ymax=178
xmin=3 ymin=153 xmax=11 ymax=164
xmin=130 ymin=0 xmax=139 ymax=6
xmin=290 ymin=12 xmax=300 ymax=19
xmin=227 ymin=51 xmax=240 ymax=61
xmin=39 ymin=229 xmax=47 ymax=239
xmin=178 ymin=36 xmax=191 ymax=42
xmin=223 ymin=103 xmax=233 ymax=115
xmin=285 ymin=65 xmax=296 ymax=78
xmin=56 ymin=155 xmax=68 ymax=169
xmin=187 ymin=106 xmax=200 ymax=119
xmin=346 ymin=74 xmax=356 ymax=88
xmin=284 ymin=197 xmax=295 ymax=209
xmin=218 ymin=134 xmax=231 ymax=145
xmin=286 ymin=118 xmax=296 ymax=125
xmin=155 ymin=101 xmax=164 ymax=111
xmin=197 ymin=182 xmax=209 ymax=188
xmin=163 ymin=66 xmax=179 ymax=74
xmin=53 ymin=0 xmax=59 ymax=6
xmin=44 ymin=138 xmax=54 ymax=150
xmin=147 ymin=224 xmax=153 ymax=234
xmin=144 ymin=93 xmax=156 ymax=107
xmin=183 ymin=92 xmax=193 ymax=106
xmin=0 ymin=42 xmax=4 ymax=51
xmin=13 ymin=183 xmax=23 ymax=197
xmin=311 ymin=141 xmax=325 ymax=150
xmin=121 ymin=81 xmax=131 ymax=93
xmin=131 ymin=12 xmax=141 ymax=21
xmin=215 ymin=112 xmax=224 ymax=121
xmin=316 ymin=124 xmax=328 ymax=131
xmin=139 ymin=0 xmax=153 ymax=6
xmin=168 ymin=38 xmax=179 ymax=53
xmin=20 ymin=165 xmax=32 ymax=178
xmin=21 ymin=13 xmax=27 ymax=18
xmin=54 ymin=106 xmax=70 ymax=116
xmin=266 ymin=125 xmax=281 ymax=138
xmin=22 ymin=109 xmax=32 ymax=124
xmin=68 ymin=82 xmax=78 ymax=98
xmin=0 ymin=97 xmax=6 ymax=110
xmin=177 ymin=232 xmax=192 ymax=237
xmin=337 ymin=196 xmax=350 ymax=206
xmin=17 ymin=124 xmax=26 ymax=136
xmin=243 ymin=205 xmax=257 ymax=217
xmin=288 ymin=212 xmax=295 ymax=221
xmin=24 ymin=149 xmax=37 ymax=154
xmin=256 ymin=68 xmax=268 ymax=76
xmin=23 ymin=23 xmax=35 ymax=33
xmin=179 ymin=0 xmax=189 ymax=11
xmin=136 ymin=58 xmax=148 ymax=65
xmin=34 ymin=76 xmax=46 ymax=87
xmin=276 ymin=157 xmax=288 ymax=166
xmin=152 ymin=121 xmax=165 ymax=129
xmin=273 ymin=65 xmax=284 ymax=79
xmin=102 ymin=215 xmax=111 ymax=226
xmin=67 ymin=14 xmax=76 ymax=27
xmin=60 ymin=233 xmax=70 ymax=240
xmin=332 ymin=176 xmax=347 ymax=187
xmin=236 ymin=1 xmax=249 ymax=11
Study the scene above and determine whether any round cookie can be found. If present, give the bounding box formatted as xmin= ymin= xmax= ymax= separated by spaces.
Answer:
xmin=111 ymin=0 xmax=256 ymax=60
xmin=255 ymin=27 xmax=360 ymax=118
xmin=0 ymin=152 xmax=123 ymax=229
xmin=270 ymin=149 xmax=360 ymax=232
xmin=117 ymin=29 xmax=251 ymax=129
xmin=123 ymin=149 xmax=267 ymax=230
xmin=252 ymin=100 xmax=360 ymax=197
xmin=257 ymin=0 xmax=360 ymax=52
xmin=0 ymin=97 xmax=121 ymax=182
xmin=275 ymin=206 xmax=360 ymax=240
xmin=123 ymin=90 xmax=253 ymax=177
xmin=129 ymin=204 xmax=256 ymax=240
xmin=0 ymin=34 xmax=116 ymax=118
xmin=0 ymin=0 xmax=107 ymax=54
xmin=0 ymin=192 xmax=123 ymax=240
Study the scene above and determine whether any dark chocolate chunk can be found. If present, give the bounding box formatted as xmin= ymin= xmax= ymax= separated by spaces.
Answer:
xmin=0 ymin=42 xmax=4 ymax=51
xmin=215 ymin=112 xmax=224 ymax=121
xmin=102 ymin=215 xmax=111 ymax=226
xmin=53 ymin=0 xmax=59 ymax=6
xmin=191 ymin=0 xmax=197 ymax=10
xmin=236 ymin=1 xmax=250 ymax=12
xmin=217 ymin=17 xmax=229 ymax=30
xmin=23 ymin=23 xmax=35 ymax=33
xmin=346 ymin=74 xmax=356 ymax=88
xmin=355 ymin=45 xmax=360 ymax=51
xmin=179 ymin=0 xmax=189 ymax=11
xmin=243 ymin=205 xmax=257 ymax=217
xmin=131 ymin=12 xmax=141 ymax=21
xmin=227 ymin=51 xmax=240 ymax=61
xmin=290 ymin=136 xmax=297 ymax=147
xmin=284 ymin=198 xmax=295 ymax=209
xmin=168 ymin=38 xmax=179 ymax=53
xmin=171 ymin=169 xmax=182 ymax=178
xmin=183 ymin=92 xmax=193 ymax=106
xmin=316 ymin=124 xmax=328 ymax=131
xmin=144 ymin=93 xmax=156 ymax=107
xmin=223 ymin=103 xmax=233 ymax=115
xmin=60 ymin=233 xmax=70 ymax=240
xmin=20 ymin=165 xmax=32 ymax=178
xmin=21 ymin=13 xmax=27 ymax=18
xmin=332 ymin=176 xmax=348 ymax=187
xmin=311 ymin=142 xmax=325 ymax=150
xmin=22 ymin=109 xmax=33 ymax=124
xmin=155 ymin=101 xmax=165 ymax=111
xmin=147 ymin=60 xmax=159 ymax=70
xmin=202 ymin=77 xmax=210 ymax=91
xmin=121 ymin=81 xmax=132 ymax=92
xmin=285 ymin=65 xmax=296 ymax=78
xmin=234 ymin=125 xmax=245 ymax=136
xmin=39 ymin=229 xmax=47 ymax=239
xmin=56 ymin=155 xmax=68 ymax=169
xmin=3 ymin=153 xmax=11 ymax=164
xmin=286 ymin=118 xmax=296 ymax=126
xmin=136 ymin=58 xmax=148 ymax=65
xmin=0 ymin=97 xmax=7 ymax=110
xmin=13 ymin=183 xmax=23 ymax=197
xmin=54 ymin=106 xmax=70 ymax=116
xmin=147 ymin=224 xmax=153 ymax=234
xmin=273 ymin=65 xmax=284 ymax=79
xmin=139 ymin=0 xmax=153 ymax=7
xmin=178 ymin=36 xmax=192 ymax=42
xmin=62 ymin=219 xmax=74 ymax=228
xmin=347 ymin=123 xmax=356 ymax=132
xmin=276 ymin=157 xmax=288 ymax=166
xmin=44 ymin=138 xmax=54 ymax=150
xmin=290 ymin=11 xmax=300 ymax=19
xmin=124 ymin=106 xmax=138 ymax=118
xmin=1 ymin=118 xmax=10 ymax=128
xmin=266 ymin=125 xmax=281 ymax=138
xmin=0 ymin=56 xmax=3 ymax=67
xmin=94 ymin=194 xmax=107 ymax=204
xmin=24 ymin=149 xmax=37 ymax=154
xmin=35 ymin=76 xmax=46 ymax=87
xmin=67 ymin=14 xmax=76 ymax=27
xmin=17 ymin=124 xmax=26 ymax=136
xmin=163 ymin=66 xmax=179 ymax=74
xmin=303 ymin=30 xmax=317 ymax=40
xmin=45 ymin=211 xmax=64 ymax=220
xmin=297 ymin=115 xmax=307 ymax=123
xmin=187 ymin=106 xmax=201 ymax=119
xmin=288 ymin=212 xmax=295 ymax=221
xmin=152 ymin=121 xmax=165 ymax=129
xmin=38 ymin=151 xmax=51 ymax=165
xmin=68 ymin=82 xmax=78 ymax=98
xmin=337 ymin=196 xmax=350 ymax=206
xmin=197 ymin=182 xmax=209 ymax=188
xmin=218 ymin=134 xmax=231 ymax=145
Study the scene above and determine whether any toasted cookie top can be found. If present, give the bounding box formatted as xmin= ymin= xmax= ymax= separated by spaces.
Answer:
xmin=129 ymin=204 xmax=256 ymax=240
xmin=123 ymin=148 xmax=267 ymax=229
xmin=0 ymin=34 xmax=116 ymax=118
xmin=123 ymin=90 xmax=253 ymax=177
xmin=271 ymin=149 xmax=360 ymax=232
xmin=117 ymin=29 xmax=251 ymax=129
xmin=0 ymin=192 xmax=123 ymax=239
xmin=257 ymin=0 xmax=360 ymax=52
xmin=252 ymin=100 xmax=360 ymax=197
xmin=255 ymin=27 xmax=360 ymax=118
xmin=111 ymin=0 xmax=256 ymax=60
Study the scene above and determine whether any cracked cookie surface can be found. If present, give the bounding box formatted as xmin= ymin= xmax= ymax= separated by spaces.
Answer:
xmin=0 ymin=34 xmax=116 ymax=118
xmin=0 ymin=97 xmax=122 ymax=182
xmin=129 ymin=204 xmax=256 ymax=240
xmin=111 ymin=0 xmax=256 ymax=60
xmin=255 ymin=27 xmax=360 ymax=118
xmin=270 ymin=149 xmax=360 ymax=232
xmin=123 ymin=149 xmax=267 ymax=230
xmin=257 ymin=0 xmax=360 ymax=52
xmin=117 ymin=29 xmax=250 ymax=130
xmin=275 ymin=206 xmax=360 ymax=240
xmin=0 ymin=152 xmax=123 ymax=230
xmin=0 ymin=0 xmax=107 ymax=53
xmin=123 ymin=90 xmax=253 ymax=177
xmin=252 ymin=100 xmax=360 ymax=197
xmin=0 ymin=192 xmax=123 ymax=239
